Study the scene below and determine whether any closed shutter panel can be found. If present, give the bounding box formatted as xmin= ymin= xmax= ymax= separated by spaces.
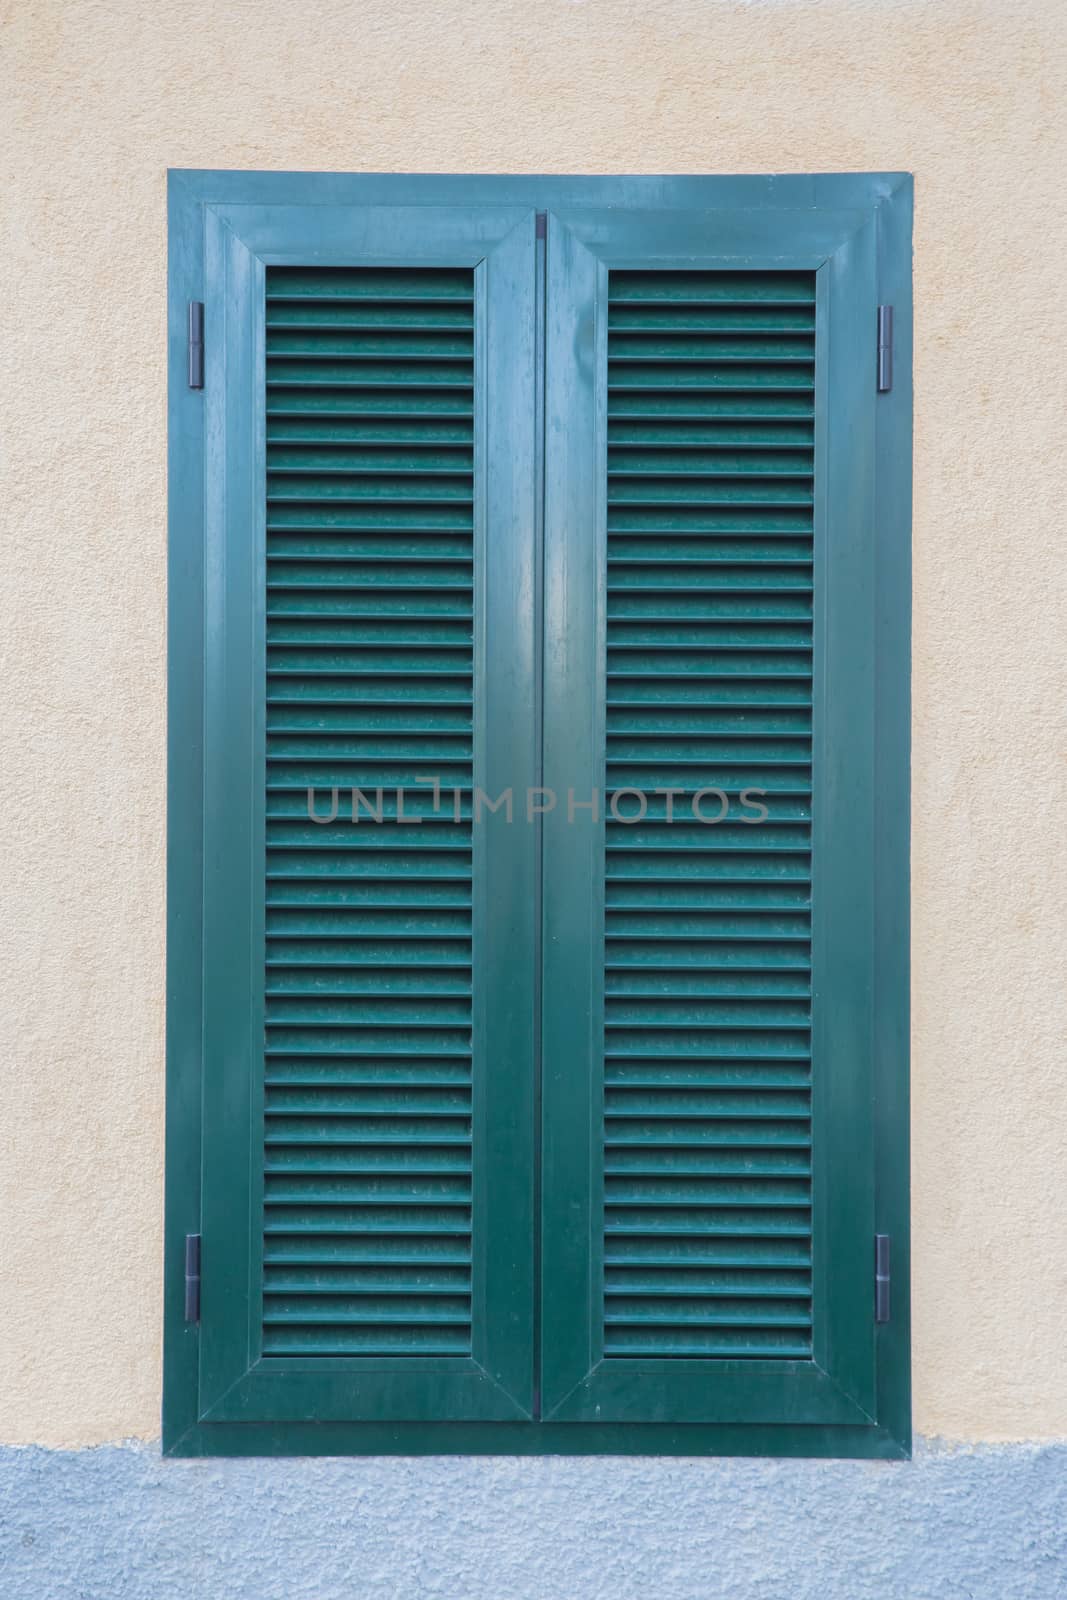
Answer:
xmin=263 ymin=266 xmax=477 ymax=1356
xmin=602 ymin=269 xmax=815 ymax=1360
xmin=541 ymin=208 xmax=882 ymax=1430
xmin=191 ymin=204 xmax=538 ymax=1432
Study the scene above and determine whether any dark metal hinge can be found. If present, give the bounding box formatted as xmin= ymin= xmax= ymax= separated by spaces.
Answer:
xmin=875 ymin=1233 xmax=891 ymax=1322
xmin=184 ymin=1233 xmax=201 ymax=1323
xmin=876 ymin=305 xmax=893 ymax=393
xmin=535 ymin=211 xmax=547 ymax=240
xmin=188 ymin=302 xmax=204 ymax=390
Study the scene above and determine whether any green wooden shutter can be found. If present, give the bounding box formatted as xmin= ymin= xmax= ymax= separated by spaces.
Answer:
xmin=191 ymin=204 xmax=539 ymax=1428
xmin=541 ymin=207 xmax=888 ymax=1429
xmin=167 ymin=174 xmax=910 ymax=1458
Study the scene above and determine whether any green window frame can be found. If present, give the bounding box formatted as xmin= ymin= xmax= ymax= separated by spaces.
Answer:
xmin=166 ymin=171 xmax=911 ymax=1459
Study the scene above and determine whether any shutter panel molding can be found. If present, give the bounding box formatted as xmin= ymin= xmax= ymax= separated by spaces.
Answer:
xmin=166 ymin=172 xmax=911 ymax=1458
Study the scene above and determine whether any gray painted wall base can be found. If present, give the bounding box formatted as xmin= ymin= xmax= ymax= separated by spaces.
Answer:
xmin=1 ymin=1440 xmax=1064 ymax=1598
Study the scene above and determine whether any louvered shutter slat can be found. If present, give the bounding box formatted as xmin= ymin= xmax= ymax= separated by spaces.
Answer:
xmin=603 ymin=270 xmax=815 ymax=1362
xmin=263 ymin=266 xmax=476 ymax=1359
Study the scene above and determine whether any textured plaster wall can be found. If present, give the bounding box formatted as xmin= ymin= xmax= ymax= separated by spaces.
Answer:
xmin=1 ymin=0 xmax=1066 ymax=1450
xmin=1 ymin=1441 xmax=1066 ymax=1599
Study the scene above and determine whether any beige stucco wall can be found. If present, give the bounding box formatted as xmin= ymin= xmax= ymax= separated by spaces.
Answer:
xmin=1 ymin=0 xmax=1065 ymax=1449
